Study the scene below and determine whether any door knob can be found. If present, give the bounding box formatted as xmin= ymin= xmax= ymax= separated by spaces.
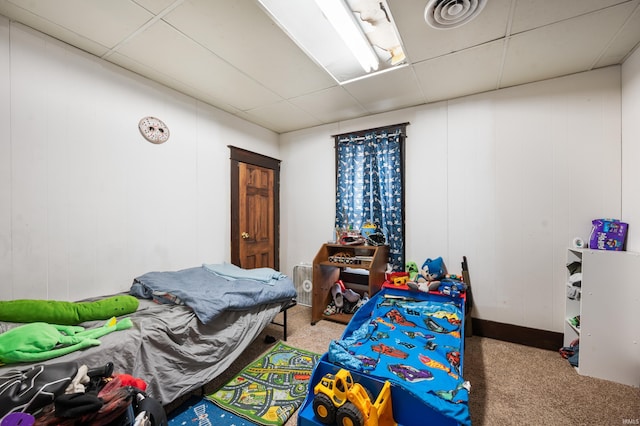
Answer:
xmin=241 ymin=232 xmax=250 ymax=239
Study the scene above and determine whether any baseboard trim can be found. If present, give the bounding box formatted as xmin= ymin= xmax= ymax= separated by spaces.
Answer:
xmin=471 ymin=318 xmax=563 ymax=351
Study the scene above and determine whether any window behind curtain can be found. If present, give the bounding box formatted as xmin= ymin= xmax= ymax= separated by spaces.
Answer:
xmin=334 ymin=124 xmax=407 ymax=271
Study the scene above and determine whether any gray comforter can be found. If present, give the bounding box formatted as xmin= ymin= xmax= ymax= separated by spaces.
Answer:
xmin=0 ymin=298 xmax=283 ymax=405
xmin=130 ymin=266 xmax=297 ymax=324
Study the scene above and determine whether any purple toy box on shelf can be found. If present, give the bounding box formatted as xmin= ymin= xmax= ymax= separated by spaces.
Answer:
xmin=589 ymin=219 xmax=628 ymax=251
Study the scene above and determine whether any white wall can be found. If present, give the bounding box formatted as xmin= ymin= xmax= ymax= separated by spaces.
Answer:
xmin=280 ymin=67 xmax=623 ymax=333
xmin=0 ymin=19 xmax=280 ymax=301
xmin=622 ymin=46 xmax=640 ymax=252
xmin=0 ymin=18 xmax=9 ymax=299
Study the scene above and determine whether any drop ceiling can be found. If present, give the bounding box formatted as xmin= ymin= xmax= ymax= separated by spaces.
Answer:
xmin=0 ymin=0 xmax=639 ymax=134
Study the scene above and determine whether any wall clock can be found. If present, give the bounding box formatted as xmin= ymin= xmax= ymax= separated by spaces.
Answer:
xmin=138 ymin=116 xmax=170 ymax=144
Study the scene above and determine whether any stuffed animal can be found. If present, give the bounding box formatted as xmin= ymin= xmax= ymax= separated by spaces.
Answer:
xmin=0 ymin=295 xmax=139 ymax=325
xmin=0 ymin=317 xmax=133 ymax=365
xmin=408 ymin=257 xmax=448 ymax=292
xmin=416 ymin=257 xmax=448 ymax=283
xmin=405 ymin=261 xmax=419 ymax=282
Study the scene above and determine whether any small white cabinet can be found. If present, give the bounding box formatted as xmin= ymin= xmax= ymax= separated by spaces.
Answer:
xmin=564 ymin=248 xmax=640 ymax=387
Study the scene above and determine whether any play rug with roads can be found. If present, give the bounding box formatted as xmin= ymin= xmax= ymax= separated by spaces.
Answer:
xmin=207 ymin=341 xmax=321 ymax=426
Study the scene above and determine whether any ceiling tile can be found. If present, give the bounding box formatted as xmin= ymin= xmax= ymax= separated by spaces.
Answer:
xmin=0 ymin=1 xmax=111 ymax=56
xmin=500 ymin=3 xmax=636 ymax=88
xmin=595 ymin=3 xmax=640 ymax=67
xmin=243 ymin=101 xmax=323 ymax=133
xmin=343 ymin=66 xmax=426 ymax=113
xmin=163 ymin=0 xmax=336 ymax=100
xmin=390 ymin=0 xmax=512 ymax=62
xmin=107 ymin=51 xmax=241 ymax=116
xmin=113 ymin=19 xmax=282 ymax=111
xmin=5 ymin=0 xmax=152 ymax=49
xmin=414 ymin=40 xmax=505 ymax=102
xmin=133 ymin=0 xmax=178 ymax=15
xmin=511 ymin=0 xmax=633 ymax=34
xmin=289 ymin=86 xmax=369 ymax=124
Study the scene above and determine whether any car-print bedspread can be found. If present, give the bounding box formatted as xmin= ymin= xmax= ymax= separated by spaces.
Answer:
xmin=327 ymin=286 xmax=471 ymax=426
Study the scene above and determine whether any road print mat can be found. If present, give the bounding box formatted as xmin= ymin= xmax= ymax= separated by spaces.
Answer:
xmin=206 ymin=341 xmax=321 ymax=426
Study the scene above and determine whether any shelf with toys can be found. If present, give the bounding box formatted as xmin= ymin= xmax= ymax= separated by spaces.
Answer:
xmin=562 ymin=247 xmax=640 ymax=387
xmin=311 ymin=243 xmax=388 ymax=325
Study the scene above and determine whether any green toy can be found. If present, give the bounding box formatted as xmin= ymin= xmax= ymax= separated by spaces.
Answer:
xmin=406 ymin=261 xmax=419 ymax=281
xmin=0 ymin=317 xmax=133 ymax=365
xmin=0 ymin=295 xmax=139 ymax=325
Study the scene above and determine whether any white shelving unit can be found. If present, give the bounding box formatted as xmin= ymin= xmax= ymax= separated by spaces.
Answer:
xmin=564 ymin=248 xmax=582 ymax=348
xmin=564 ymin=248 xmax=640 ymax=387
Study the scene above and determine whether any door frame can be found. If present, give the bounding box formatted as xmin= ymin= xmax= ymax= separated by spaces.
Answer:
xmin=229 ymin=146 xmax=281 ymax=270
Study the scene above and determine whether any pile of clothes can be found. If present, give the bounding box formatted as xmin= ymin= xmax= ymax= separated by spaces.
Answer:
xmin=0 ymin=361 xmax=166 ymax=426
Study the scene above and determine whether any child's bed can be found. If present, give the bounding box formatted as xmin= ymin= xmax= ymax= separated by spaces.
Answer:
xmin=298 ymin=283 xmax=470 ymax=426
xmin=0 ymin=264 xmax=297 ymax=406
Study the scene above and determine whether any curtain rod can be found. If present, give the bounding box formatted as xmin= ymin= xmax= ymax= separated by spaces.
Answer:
xmin=331 ymin=122 xmax=410 ymax=139
xmin=337 ymin=131 xmax=404 ymax=143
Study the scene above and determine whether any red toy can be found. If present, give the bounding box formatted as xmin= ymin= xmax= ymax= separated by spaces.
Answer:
xmin=114 ymin=374 xmax=147 ymax=391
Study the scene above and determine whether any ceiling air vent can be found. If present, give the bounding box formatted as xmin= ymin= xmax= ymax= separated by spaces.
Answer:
xmin=424 ymin=0 xmax=487 ymax=29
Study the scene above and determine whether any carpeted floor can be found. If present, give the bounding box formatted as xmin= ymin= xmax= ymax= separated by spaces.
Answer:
xmin=168 ymin=304 xmax=639 ymax=426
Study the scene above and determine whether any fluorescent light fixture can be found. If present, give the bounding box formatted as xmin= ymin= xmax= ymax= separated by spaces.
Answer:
xmin=256 ymin=0 xmax=406 ymax=84
xmin=313 ymin=0 xmax=379 ymax=73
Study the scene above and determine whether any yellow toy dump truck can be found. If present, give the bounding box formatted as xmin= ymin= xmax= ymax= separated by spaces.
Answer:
xmin=312 ymin=368 xmax=396 ymax=426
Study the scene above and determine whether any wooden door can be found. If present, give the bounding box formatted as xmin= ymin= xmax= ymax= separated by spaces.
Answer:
xmin=239 ymin=162 xmax=274 ymax=268
xmin=230 ymin=146 xmax=280 ymax=270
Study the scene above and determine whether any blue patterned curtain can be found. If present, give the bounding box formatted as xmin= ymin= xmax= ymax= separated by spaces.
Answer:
xmin=335 ymin=126 xmax=405 ymax=270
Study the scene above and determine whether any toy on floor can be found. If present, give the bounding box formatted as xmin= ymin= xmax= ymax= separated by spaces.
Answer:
xmin=312 ymin=368 xmax=396 ymax=426
xmin=0 ymin=317 xmax=133 ymax=364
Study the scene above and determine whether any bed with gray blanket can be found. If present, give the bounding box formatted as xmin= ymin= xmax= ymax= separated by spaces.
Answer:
xmin=0 ymin=264 xmax=297 ymax=406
